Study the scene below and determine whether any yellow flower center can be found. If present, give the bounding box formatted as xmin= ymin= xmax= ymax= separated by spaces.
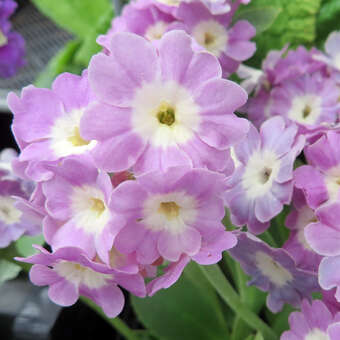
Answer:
xmin=0 ymin=30 xmax=8 ymax=47
xmin=68 ymin=127 xmax=90 ymax=147
xmin=303 ymin=105 xmax=312 ymax=118
xmin=90 ymin=198 xmax=105 ymax=215
xmin=158 ymin=201 xmax=180 ymax=220
xmin=157 ymin=103 xmax=176 ymax=126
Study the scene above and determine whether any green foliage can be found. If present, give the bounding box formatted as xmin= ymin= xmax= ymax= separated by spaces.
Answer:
xmin=131 ymin=262 xmax=230 ymax=340
xmin=243 ymin=0 xmax=322 ymax=67
xmin=31 ymin=0 xmax=111 ymax=39
xmin=316 ymin=0 xmax=340 ymax=46
xmin=15 ymin=234 xmax=45 ymax=257
xmin=0 ymin=259 xmax=21 ymax=286
xmin=32 ymin=0 xmax=114 ymax=86
xmin=234 ymin=6 xmax=282 ymax=35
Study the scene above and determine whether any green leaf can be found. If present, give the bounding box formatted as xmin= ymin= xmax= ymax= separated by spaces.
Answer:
xmin=15 ymin=234 xmax=45 ymax=257
xmin=131 ymin=262 xmax=229 ymax=340
xmin=31 ymin=0 xmax=112 ymax=39
xmin=74 ymin=6 xmax=114 ymax=66
xmin=0 ymin=259 xmax=21 ymax=285
xmin=316 ymin=0 xmax=340 ymax=46
xmin=35 ymin=40 xmax=83 ymax=88
xmin=243 ymin=0 xmax=322 ymax=68
xmin=234 ymin=7 xmax=282 ymax=35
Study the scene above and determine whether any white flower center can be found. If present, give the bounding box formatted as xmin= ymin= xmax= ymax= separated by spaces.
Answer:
xmin=145 ymin=21 xmax=168 ymax=41
xmin=255 ymin=251 xmax=293 ymax=287
xmin=294 ymin=206 xmax=317 ymax=251
xmin=0 ymin=30 xmax=7 ymax=47
xmin=305 ymin=328 xmax=329 ymax=340
xmin=50 ymin=108 xmax=97 ymax=158
xmin=54 ymin=261 xmax=111 ymax=289
xmin=131 ymin=80 xmax=200 ymax=148
xmin=71 ymin=185 xmax=111 ymax=235
xmin=142 ymin=192 xmax=197 ymax=234
xmin=0 ymin=196 xmax=22 ymax=225
xmin=192 ymin=20 xmax=228 ymax=57
xmin=288 ymin=95 xmax=322 ymax=125
xmin=242 ymin=150 xmax=280 ymax=199
xmin=324 ymin=166 xmax=340 ymax=202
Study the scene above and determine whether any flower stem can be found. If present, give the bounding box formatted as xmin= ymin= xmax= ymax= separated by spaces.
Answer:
xmin=198 ymin=264 xmax=279 ymax=340
xmin=81 ymin=297 xmax=139 ymax=340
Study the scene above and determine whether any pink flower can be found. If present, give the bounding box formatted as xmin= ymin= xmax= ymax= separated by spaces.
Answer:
xmin=18 ymin=246 xmax=146 ymax=318
xmin=8 ymin=71 xmax=97 ymax=181
xmin=224 ymin=117 xmax=305 ymax=234
xmin=42 ymin=157 xmax=125 ymax=264
xmin=282 ymin=299 xmax=340 ymax=340
xmin=111 ymin=167 xmax=236 ymax=265
xmin=177 ymin=1 xmax=256 ymax=76
xmin=81 ymin=30 xmax=249 ymax=175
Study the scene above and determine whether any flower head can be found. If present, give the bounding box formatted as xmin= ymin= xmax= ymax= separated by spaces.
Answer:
xmin=18 ymin=246 xmax=146 ymax=317
xmin=271 ymin=73 xmax=339 ymax=136
xmin=295 ymin=131 xmax=340 ymax=209
xmin=176 ymin=1 xmax=256 ymax=76
xmin=82 ymin=30 xmax=249 ymax=175
xmin=41 ymin=157 xmax=125 ymax=264
xmin=283 ymin=188 xmax=322 ymax=271
xmin=111 ymin=166 xmax=236 ymax=265
xmin=282 ymin=299 xmax=340 ymax=340
xmin=0 ymin=149 xmax=40 ymax=248
xmin=229 ymin=232 xmax=319 ymax=312
xmin=8 ymin=71 xmax=97 ymax=181
xmin=0 ymin=0 xmax=25 ymax=78
xmin=224 ymin=117 xmax=304 ymax=234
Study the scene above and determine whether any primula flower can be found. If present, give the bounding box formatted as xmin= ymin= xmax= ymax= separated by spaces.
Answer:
xmin=271 ymin=73 xmax=339 ymax=136
xmin=224 ymin=117 xmax=304 ymax=234
xmin=176 ymin=2 xmax=256 ymax=76
xmin=282 ymin=299 xmax=340 ymax=340
xmin=41 ymin=157 xmax=125 ymax=264
xmin=110 ymin=167 xmax=237 ymax=265
xmin=295 ymin=131 xmax=340 ymax=209
xmin=228 ymin=232 xmax=319 ymax=313
xmin=0 ymin=149 xmax=40 ymax=248
xmin=98 ymin=0 xmax=177 ymax=49
xmin=82 ymin=30 xmax=249 ymax=174
xmin=8 ymin=71 xmax=97 ymax=181
xmin=283 ymin=188 xmax=322 ymax=272
xmin=18 ymin=246 xmax=146 ymax=318
xmin=0 ymin=0 xmax=25 ymax=78
xmin=245 ymin=46 xmax=327 ymax=128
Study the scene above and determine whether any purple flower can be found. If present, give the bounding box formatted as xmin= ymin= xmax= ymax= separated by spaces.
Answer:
xmin=245 ymin=46 xmax=328 ymax=128
xmin=18 ymin=246 xmax=146 ymax=317
xmin=283 ymin=188 xmax=322 ymax=272
xmin=0 ymin=149 xmax=41 ymax=248
xmin=295 ymin=131 xmax=340 ymax=210
xmin=0 ymin=0 xmax=25 ymax=78
xmin=228 ymin=232 xmax=319 ymax=313
xmin=98 ymin=0 xmax=178 ymax=49
xmin=282 ymin=299 xmax=340 ymax=340
xmin=82 ymin=30 xmax=249 ymax=175
xmin=224 ymin=117 xmax=305 ymax=234
xmin=176 ymin=1 xmax=256 ymax=76
xmin=8 ymin=71 xmax=97 ymax=182
xmin=271 ymin=73 xmax=339 ymax=136
xmin=41 ymin=157 xmax=125 ymax=264
xmin=110 ymin=167 xmax=237 ymax=265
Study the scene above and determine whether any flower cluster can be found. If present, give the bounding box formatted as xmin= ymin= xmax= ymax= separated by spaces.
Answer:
xmin=241 ymin=34 xmax=340 ymax=137
xmin=0 ymin=0 xmax=25 ymax=78
xmin=100 ymin=0 xmax=255 ymax=77
xmin=8 ymin=0 xmax=256 ymax=316
xmin=0 ymin=149 xmax=41 ymax=248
